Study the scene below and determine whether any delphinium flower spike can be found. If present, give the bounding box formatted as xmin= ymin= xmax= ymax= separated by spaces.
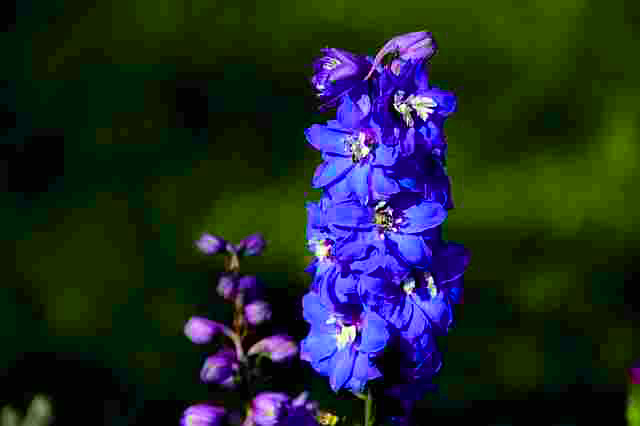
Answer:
xmin=304 ymin=31 xmax=470 ymax=426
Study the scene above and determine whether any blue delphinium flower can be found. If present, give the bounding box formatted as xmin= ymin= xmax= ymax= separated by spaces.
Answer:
xmin=311 ymin=47 xmax=374 ymax=112
xmin=306 ymin=116 xmax=401 ymax=206
xmin=300 ymin=292 xmax=389 ymax=392
xmin=320 ymin=192 xmax=446 ymax=269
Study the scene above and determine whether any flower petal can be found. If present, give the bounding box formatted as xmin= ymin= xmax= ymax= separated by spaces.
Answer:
xmin=312 ymin=157 xmax=354 ymax=188
xmin=302 ymin=292 xmax=332 ymax=327
xmin=400 ymin=200 xmax=447 ymax=233
xmin=370 ymin=168 xmax=401 ymax=200
xmin=387 ymin=233 xmax=431 ymax=267
xmin=348 ymin=163 xmax=371 ymax=205
xmin=329 ymin=345 xmax=357 ymax=392
xmin=348 ymin=352 xmax=382 ymax=392
xmin=305 ymin=124 xmax=352 ymax=154
xmin=301 ymin=329 xmax=338 ymax=362
xmin=358 ymin=310 xmax=390 ymax=353
xmin=325 ymin=199 xmax=372 ymax=228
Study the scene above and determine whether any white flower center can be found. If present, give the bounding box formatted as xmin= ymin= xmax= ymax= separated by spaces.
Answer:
xmin=326 ymin=316 xmax=358 ymax=350
xmin=424 ymin=272 xmax=438 ymax=298
xmin=393 ymin=90 xmax=438 ymax=127
xmin=344 ymin=131 xmax=374 ymax=164
xmin=323 ymin=58 xmax=341 ymax=70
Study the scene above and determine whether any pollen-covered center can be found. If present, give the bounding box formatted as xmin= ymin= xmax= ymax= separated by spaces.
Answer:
xmin=374 ymin=201 xmax=404 ymax=236
xmin=344 ymin=131 xmax=376 ymax=164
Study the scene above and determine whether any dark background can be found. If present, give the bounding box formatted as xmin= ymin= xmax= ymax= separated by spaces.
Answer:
xmin=2 ymin=0 xmax=639 ymax=425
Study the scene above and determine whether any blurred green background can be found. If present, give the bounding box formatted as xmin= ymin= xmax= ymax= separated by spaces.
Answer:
xmin=2 ymin=0 xmax=639 ymax=424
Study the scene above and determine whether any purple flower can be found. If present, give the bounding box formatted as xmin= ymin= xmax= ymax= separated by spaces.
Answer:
xmin=200 ymin=348 xmax=239 ymax=387
xmin=216 ymin=274 xmax=237 ymax=300
xmin=238 ymin=275 xmax=259 ymax=293
xmin=184 ymin=316 xmax=222 ymax=344
xmin=300 ymin=292 xmax=389 ymax=392
xmin=180 ymin=404 xmax=226 ymax=426
xmin=365 ymin=31 xmax=437 ymax=81
xmin=245 ymin=392 xmax=320 ymax=426
xmin=244 ymin=300 xmax=272 ymax=325
xmin=195 ymin=233 xmax=226 ymax=255
xmin=249 ymin=392 xmax=291 ymax=426
xmin=311 ymin=48 xmax=372 ymax=111
xmin=248 ymin=334 xmax=299 ymax=362
xmin=238 ymin=233 xmax=267 ymax=257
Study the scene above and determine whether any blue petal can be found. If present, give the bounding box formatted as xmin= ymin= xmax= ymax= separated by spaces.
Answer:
xmin=428 ymin=88 xmax=456 ymax=117
xmin=312 ymin=157 xmax=354 ymax=188
xmin=358 ymin=311 xmax=389 ymax=353
xmin=329 ymin=345 xmax=357 ymax=392
xmin=348 ymin=163 xmax=371 ymax=205
xmin=370 ymin=168 xmax=401 ymax=200
xmin=347 ymin=352 xmax=382 ymax=392
xmin=413 ymin=289 xmax=453 ymax=335
xmin=392 ymin=297 xmax=431 ymax=341
xmin=338 ymin=94 xmax=369 ymax=129
xmin=400 ymin=127 xmax=416 ymax=157
xmin=301 ymin=329 xmax=338 ymax=362
xmin=325 ymin=199 xmax=372 ymax=228
xmin=387 ymin=234 xmax=431 ymax=266
xmin=305 ymin=124 xmax=352 ymax=154
xmin=372 ymin=144 xmax=399 ymax=167
xmin=400 ymin=200 xmax=447 ymax=233
xmin=302 ymin=292 xmax=332 ymax=327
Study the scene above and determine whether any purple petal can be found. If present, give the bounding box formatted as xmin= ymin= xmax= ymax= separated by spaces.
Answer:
xmin=301 ymin=329 xmax=337 ymax=362
xmin=302 ymin=292 xmax=332 ymax=326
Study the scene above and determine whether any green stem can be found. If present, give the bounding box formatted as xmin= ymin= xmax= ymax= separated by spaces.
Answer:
xmin=364 ymin=387 xmax=375 ymax=426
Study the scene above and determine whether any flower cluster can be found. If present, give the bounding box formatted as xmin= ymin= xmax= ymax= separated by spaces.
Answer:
xmin=302 ymin=31 xmax=470 ymax=408
xmin=182 ymin=233 xmax=333 ymax=426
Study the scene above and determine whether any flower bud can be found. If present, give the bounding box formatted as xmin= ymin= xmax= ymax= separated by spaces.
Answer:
xmin=217 ymin=275 xmax=237 ymax=301
xmin=248 ymin=334 xmax=298 ymax=363
xmin=200 ymin=348 xmax=239 ymax=387
xmin=195 ymin=233 xmax=226 ymax=255
xmin=180 ymin=404 xmax=226 ymax=426
xmin=244 ymin=300 xmax=272 ymax=326
xmin=365 ymin=31 xmax=437 ymax=80
xmin=249 ymin=392 xmax=290 ymax=426
xmin=238 ymin=233 xmax=267 ymax=257
xmin=184 ymin=316 xmax=222 ymax=344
